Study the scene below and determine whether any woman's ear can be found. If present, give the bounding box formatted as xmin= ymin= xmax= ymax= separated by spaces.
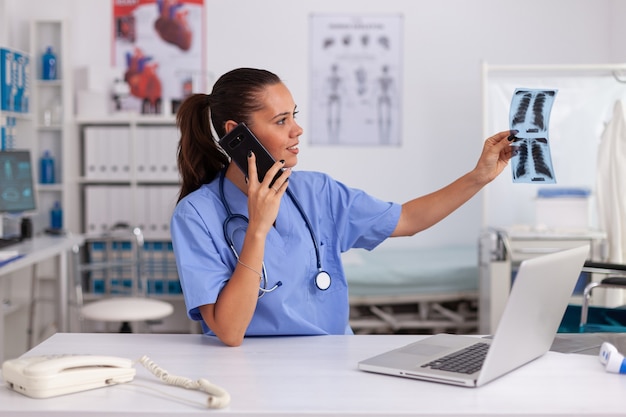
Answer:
xmin=224 ymin=120 xmax=238 ymax=134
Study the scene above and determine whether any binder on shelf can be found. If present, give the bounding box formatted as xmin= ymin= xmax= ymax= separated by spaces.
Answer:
xmin=111 ymin=240 xmax=133 ymax=293
xmin=157 ymin=126 xmax=179 ymax=181
xmin=107 ymin=126 xmax=131 ymax=180
xmin=132 ymin=186 xmax=175 ymax=240
xmin=159 ymin=185 xmax=178 ymax=236
xmin=134 ymin=126 xmax=150 ymax=181
xmin=144 ymin=185 xmax=176 ymax=239
xmin=85 ymin=186 xmax=135 ymax=234
xmin=109 ymin=186 xmax=133 ymax=228
xmin=0 ymin=47 xmax=30 ymax=114
xmin=84 ymin=127 xmax=132 ymax=181
xmin=147 ymin=127 xmax=160 ymax=179
xmin=154 ymin=128 xmax=166 ymax=180
xmin=142 ymin=240 xmax=180 ymax=295
xmin=84 ymin=186 xmax=102 ymax=234
xmin=87 ymin=239 xmax=135 ymax=295
xmin=88 ymin=241 xmax=106 ymax=294
xmin=134 ymin=126 xmax=179 ymax=181
xmin=83 ymin=127 xmax=100 ymax=179
xmin=146 ymin=241 xmax=165 ymax=295
xmin=147 ymin=186 xmax=161 ymax=237
xmin=134 ymin=186 xmax=150 ymax=234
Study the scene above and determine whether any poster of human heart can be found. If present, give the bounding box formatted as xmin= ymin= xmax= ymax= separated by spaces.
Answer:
xmin=112 ymin=0 xmax=206 ymax=115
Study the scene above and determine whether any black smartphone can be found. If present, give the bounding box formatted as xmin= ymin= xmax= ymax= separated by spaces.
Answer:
xmin=218 ymin=122 xmax=282 ymax=186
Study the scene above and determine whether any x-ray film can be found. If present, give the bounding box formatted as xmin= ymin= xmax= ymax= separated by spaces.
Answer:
xmin=509 ymin=88 xmax=558 ymax=183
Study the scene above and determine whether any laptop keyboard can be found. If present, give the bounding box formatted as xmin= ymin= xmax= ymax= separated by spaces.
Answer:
xmin=421 ymin=342 xmax=490 ymax=374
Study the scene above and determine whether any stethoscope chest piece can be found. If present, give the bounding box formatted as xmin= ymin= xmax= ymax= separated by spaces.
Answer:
xmin=315 ymin=271 xmax=331 ymax=291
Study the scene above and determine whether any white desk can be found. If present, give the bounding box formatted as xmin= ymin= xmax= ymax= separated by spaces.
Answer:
xmin=1 ymin=333 xmax=624 ymax=416
xmin=0 ymin=235 xmax=84 ymax=361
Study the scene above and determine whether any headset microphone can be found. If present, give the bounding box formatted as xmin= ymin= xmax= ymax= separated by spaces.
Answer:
xmin=599 ymin=342 xmax=626 ymax=374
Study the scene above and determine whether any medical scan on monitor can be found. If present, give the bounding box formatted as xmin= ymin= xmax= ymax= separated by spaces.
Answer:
xmin=508 ymin=88 xmax=558 ymax=184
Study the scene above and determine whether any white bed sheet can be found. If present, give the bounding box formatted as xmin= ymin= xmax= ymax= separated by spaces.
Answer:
xmin=343 ymin=245 xmax=478 ymax=297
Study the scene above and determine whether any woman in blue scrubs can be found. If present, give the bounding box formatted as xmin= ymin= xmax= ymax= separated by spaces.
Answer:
xmin=171 ymin=68 xmax=513 ymax=346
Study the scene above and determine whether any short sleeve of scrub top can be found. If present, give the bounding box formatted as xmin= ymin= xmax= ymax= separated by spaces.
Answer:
xmin=171 ymin=170 xmax=401 ymax=336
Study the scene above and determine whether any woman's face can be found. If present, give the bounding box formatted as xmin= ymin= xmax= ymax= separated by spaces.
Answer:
xmin=247 ymin=83 xmax=303 ymax=169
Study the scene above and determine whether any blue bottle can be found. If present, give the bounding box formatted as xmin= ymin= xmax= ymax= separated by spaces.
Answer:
xmin=42 ymin=46 xmax=57 ymax=80
xmin=40 ymin=150 xmax=55 ymax=184
xmin=50 ymin=201 xmax=63 ymax=230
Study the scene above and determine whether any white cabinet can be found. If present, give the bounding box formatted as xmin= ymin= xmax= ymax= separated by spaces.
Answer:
xmin=29 ymin=19 xmax=78 ymax=235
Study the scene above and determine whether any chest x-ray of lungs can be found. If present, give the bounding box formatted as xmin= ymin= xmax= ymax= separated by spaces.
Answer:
xmin=509 ymin=88 xmax=558 ymax=183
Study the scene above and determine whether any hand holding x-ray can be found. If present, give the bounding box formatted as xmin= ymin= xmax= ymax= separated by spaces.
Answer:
xmin=509 ymin=88 xmax=558 ymax=183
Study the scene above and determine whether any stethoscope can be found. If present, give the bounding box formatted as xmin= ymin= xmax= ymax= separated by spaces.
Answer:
xmin=219 ymin=171 xmax=331 ymax=297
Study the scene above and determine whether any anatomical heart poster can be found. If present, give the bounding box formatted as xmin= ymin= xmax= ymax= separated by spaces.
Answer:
xmin=112 ymin=0 xmax=205 ymax=115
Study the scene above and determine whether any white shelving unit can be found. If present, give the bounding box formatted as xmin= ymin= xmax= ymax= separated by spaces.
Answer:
xmin=1 ymin=20 xmax=76 ymax=356
xmin=0 ymin=0 xmax=34 ymax=359
xmin=75 ymin=115 xmax=184 ymax=320
xmin=75 ymin=114 xmax=180 ymax=240
xmin=29 ymin=19 xmax=78 ymax=236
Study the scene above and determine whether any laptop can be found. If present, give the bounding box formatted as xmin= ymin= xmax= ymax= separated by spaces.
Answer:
xmin=358 ymin=244 xmax=589 ymax=387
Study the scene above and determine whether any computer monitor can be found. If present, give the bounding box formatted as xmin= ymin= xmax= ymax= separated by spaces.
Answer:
xmin=0 ymin=150 xmax=37 ymax=215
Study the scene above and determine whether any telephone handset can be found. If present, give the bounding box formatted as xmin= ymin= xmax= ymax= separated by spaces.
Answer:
xmin=2 ymin=354 xmax=136 ymax=399
xmin=2 ymin=354 xmax=231 ymax=408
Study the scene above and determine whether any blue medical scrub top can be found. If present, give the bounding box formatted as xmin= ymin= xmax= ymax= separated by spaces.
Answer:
xmin=170 ymin=170 xmax=401 ymax=336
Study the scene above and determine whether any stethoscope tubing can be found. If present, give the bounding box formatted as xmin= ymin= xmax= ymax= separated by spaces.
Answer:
xmin=218 ymin=170 xmax=330 ymax=292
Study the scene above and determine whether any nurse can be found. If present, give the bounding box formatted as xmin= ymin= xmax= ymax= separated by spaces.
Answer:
xmin=171 ymin=68 xmax=513 ymax=347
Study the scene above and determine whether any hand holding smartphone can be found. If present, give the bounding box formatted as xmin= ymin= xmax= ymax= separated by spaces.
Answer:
xmin=218 ymin=123 xmax=283 ymax=186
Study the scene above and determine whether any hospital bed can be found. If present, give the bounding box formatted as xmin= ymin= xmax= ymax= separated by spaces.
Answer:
xmin=343 ymin=246 xmax=479 ymax=334
xmin=479 ymin=227 xmax=608 ymax=334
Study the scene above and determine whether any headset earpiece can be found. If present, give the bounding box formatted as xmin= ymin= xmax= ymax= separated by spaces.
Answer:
xmin=599 ymin=342 xmax=626 ymax=374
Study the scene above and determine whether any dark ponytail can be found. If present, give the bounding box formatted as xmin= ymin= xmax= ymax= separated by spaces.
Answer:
xmin=176 ymin=93 xmax=229 ymax=202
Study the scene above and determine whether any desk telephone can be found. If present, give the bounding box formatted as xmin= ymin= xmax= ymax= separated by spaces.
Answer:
xmin=2 ymin=354 xmax=231 ymax=408
xmin=2 ymin=354 xmax=135 ymax=399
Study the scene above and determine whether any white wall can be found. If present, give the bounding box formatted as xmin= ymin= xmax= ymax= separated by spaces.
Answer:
xmin=2 ymin=0 xmax=623 ymax=248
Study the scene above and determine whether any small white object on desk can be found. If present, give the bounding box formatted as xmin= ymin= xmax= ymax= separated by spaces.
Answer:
xmin=0 ymin=250 xmax=20 ymax=262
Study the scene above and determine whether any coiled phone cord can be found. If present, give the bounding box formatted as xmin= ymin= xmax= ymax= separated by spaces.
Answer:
xmin=137 ymin=355 xmax=231 ymax=409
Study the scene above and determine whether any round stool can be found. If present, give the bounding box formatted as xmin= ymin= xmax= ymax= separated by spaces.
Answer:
xmin=81 ymin=297 xmax=174 ymax=330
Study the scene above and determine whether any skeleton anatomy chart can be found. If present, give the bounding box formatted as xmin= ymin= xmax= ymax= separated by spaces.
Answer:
xmin=309 ymin=14 xmax=402 ymax=146
xmin=509 ymin=88 xmax=558 ymax=183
